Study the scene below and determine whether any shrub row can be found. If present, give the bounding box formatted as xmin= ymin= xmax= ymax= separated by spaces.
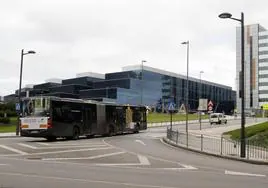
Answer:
xmin=0 ymin=117 xmax=10 ymax=124
xmin=0 ymin=110 xmax=17 ymax=117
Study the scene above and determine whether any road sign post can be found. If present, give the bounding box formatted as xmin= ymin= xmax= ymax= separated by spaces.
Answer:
xmin=168 ymin=102 xmax=176 ymax=131
xmin=198 ymin=99 xmax=207 ymax=130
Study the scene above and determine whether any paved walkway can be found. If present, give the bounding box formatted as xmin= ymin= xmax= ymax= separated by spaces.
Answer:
xmin=167 ymin=118 xmax=268 ymax=162
xmin=188 ymin=118 xmax=267 ymax=137
xmin=0 ymin=132 xmax=18 ymax=138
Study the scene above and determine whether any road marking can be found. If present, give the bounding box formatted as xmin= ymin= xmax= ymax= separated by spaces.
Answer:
xmin=225 ymin=170 xmax=266 ymax=177
xmin=0 ymin=164 xmax=9 ymax=166
xmin=138 ymin=155 xmax=150 ymax=165
xmin=42 ymin=151 xmax=126 ymax=161
xmin=103 ymin=138 xmax=197 ymax=170
xmin=37 ymin=143 xmax=50 ymax=146
xmin=135 ymin=140 xmax=146 ymax=146
xmin=0 ymin=144 xmax=28 ymax=155
xmin=34 ymin=144 xmax=108 ymax=150
xmin=95 ymin=154 xmax=150 ymax=166
xmin=18 ymin=143 xmax=37 ymax=149
xmin=0 ymin=172 xmax=178 ymax=188
xmin=27 ymin=147 xmax=113 ymax=156
xmin=180 ymin=164 xmax=198 ymax=170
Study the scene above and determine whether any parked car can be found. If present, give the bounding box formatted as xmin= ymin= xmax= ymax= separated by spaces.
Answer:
xmin=209 ymin=113 xmax=227 ymax=125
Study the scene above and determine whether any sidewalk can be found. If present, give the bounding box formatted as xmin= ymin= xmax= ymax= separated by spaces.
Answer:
xmin=165 ymin=118 xmax=268 ymax=163
xmin=188 ymin=118 xmax=267 ymax=137
xmin=147 ymin=115 xmax=241 ymax=128
xmin=0 ymin=132 xmax=18 ymax=138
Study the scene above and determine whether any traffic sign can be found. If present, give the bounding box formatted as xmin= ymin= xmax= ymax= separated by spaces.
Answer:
xmin=15 ymin=103 xmax=20 ymax=111
xmin=208 ymin=100 xmax=213 ymax=107
xmin=168 ymin=102 xmax=176 ymax=112
xmin=198 ymin=99 xmax=208 ymax=111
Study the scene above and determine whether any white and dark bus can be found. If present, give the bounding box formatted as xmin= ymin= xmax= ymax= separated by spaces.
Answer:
xmin=19 ymin=96 xmax=147 ymax=141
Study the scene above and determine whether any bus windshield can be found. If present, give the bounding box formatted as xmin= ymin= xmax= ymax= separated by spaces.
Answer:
xmin=22 ymin=97 xmax=50 ymax=117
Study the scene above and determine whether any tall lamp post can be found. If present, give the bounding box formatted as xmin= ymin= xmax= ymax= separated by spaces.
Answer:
xmin=16 ymin=49 xmax=36 ymax=136
xmin=182 ymin=41 xmax=189 ymax=147
xmin=219 ymin=12 xmax=246 ymax=158
xmin=199 ymin=70 xmax=204 ymax=130
xmin=141 ymin=60 xmax=146 ymax=106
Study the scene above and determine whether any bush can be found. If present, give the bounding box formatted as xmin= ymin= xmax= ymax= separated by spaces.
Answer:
xmin=0 ymin=117 xmax=10 ymax=124
xmin=0 ymin=110 xmax=17 ymax=117
xmin=224 ymin=121 xmax=268 ymax=140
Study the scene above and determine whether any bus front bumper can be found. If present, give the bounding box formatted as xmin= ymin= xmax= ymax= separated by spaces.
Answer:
xmin=20 ymin=129 xmax=53 ymax=137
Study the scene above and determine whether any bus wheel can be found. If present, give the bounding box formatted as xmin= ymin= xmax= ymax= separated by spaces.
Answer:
xmin=108 ymin=125 xmax=115 ymax=137
xmin=72 ymin=127 xmax=80 ymax=140
xmin=134 ymin=123 xmax=140 ymax=133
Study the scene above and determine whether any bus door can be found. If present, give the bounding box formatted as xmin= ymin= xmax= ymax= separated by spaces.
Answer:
xmin=83 ymin=108 xmax=92 ymax=133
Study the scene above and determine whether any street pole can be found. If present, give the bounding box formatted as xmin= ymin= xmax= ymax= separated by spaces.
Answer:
xmin=219 ymin=12 xmax=246 ymax=158
xmin=199 ymin=71 xmax=204 ymax=130
xmin=16 ymin=49 xmax=24 ymax=136
xmin=182 ymin=41 xmax=189 ymax=147
xmin=240 ymin=12 xmax=246 ymax=158
xmin=141 ymin=60 xmax=146 ymax=106
xmin=16 ymin=49 xmax=36 ymax=136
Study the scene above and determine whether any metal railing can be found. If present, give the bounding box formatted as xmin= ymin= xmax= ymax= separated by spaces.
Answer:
xmin=147 ymin=116 xmax=243 ymax=128
xmin=167 ymin=127 xmax=268 ymax=161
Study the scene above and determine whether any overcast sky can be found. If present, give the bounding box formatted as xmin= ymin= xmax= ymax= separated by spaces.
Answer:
xmin=1 ymin=0 xmax=267 ymax=96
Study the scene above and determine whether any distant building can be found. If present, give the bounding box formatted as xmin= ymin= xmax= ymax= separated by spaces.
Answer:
xmin=5 ymin=65 xmax=235 ymax=113
xmin=236 ymin=24 xmax=268 ymax=112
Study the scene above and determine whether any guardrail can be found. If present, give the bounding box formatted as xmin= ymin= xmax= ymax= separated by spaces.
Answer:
xmin=147 ymin=116 xmax=241 ymax=128
xmin=166 ymin=127 xmax=268 ymax=162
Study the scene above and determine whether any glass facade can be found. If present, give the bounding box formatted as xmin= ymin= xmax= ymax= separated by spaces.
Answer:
xmin=96 ymin=67 xmax=234 ymax=112
xmin=236 ymin=24 xmax=268 ymax=111
xmin=6 ymin=66 xmax=235 ymax=113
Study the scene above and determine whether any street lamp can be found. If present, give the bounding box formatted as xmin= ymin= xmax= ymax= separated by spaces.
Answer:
xmin=182 ymin=41 xmax=189 ymax=147
xmin=199 ymin=71 xmax=204 ymax=130
xmin=16 ymin=49 xmax=36 ymax=136
xmin=141 ymin=60 xmax=146 ymax=106
xmin=219 ymin=12 xmax=246 ymax=158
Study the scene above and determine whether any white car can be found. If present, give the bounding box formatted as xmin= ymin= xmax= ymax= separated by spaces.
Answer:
xmin=209 ymin=113 xmax=227 ymax=125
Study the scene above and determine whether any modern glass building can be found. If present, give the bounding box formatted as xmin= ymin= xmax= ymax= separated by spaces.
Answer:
xmin=236 ymin=24 xmax=268 ymax=112
xmin=5 ymin=65 xmax=235 ymax=113
xmin=80 ymin=65 xmax=234 ymax=112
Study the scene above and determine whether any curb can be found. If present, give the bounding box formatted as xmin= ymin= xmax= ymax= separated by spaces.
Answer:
xmin=0 ymin=133 xmax=19 ymax=139
xmin=163 ymin=137 xmax=268 ymax=165
xmin=0 ymin=136 xmax=19 ymax=139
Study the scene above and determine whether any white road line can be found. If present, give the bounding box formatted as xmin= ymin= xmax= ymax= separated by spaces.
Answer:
xmin=42 ymin=151 xmax=126 ymax=161
xmin=48 ymin=142 xmax=105 ymax=146
xmin=0 ymin=145 xmax=28 ymax=155
xmin=138 ymin=155 xmax=150 ymax=165
xmin=18 ymin=143 xmax=37 ymax=149
xmin=225 ymin=170 xmax=266 ymax=177
xmin=37 ymin=143 xmax=50 ymax=146
xmin=135 ymin=140 xmax=146 ymax=146
xmin=103 ymin=138 xmax=197 ymax=170
xmin=36 ymin=144 xmax=108 ymax=149
xmin=180 ymin=164 xmax=198 ymax=170
xmin=0 ymin=164 xmax=9 ymax=166
xmin=97 ymin=155 xmax=151 ymax=166
xmin=28 ymin=147 xmax=113 ymax=155
xmin=0 ymin=172 xmax=178 ymax=188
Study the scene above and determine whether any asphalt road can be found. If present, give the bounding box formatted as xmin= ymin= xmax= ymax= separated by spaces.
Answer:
xmin=0 ymin=119 xmax=267 ymax=188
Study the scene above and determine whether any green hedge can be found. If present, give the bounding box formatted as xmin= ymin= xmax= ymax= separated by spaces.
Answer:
xmin=0 ymin=117 xmax=11 ymax=124
xmin=224 ymin=121 xmax=268 ymax=140
xmin=0 ymin=110 xmax=17 ymax=117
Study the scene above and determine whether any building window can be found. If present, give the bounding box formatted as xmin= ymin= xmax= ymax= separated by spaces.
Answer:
xmin=259 ymin=35 xmax=268 ymax=40
xmin=259 ymin=43 xmax=268 ymax=47
xmin=259 ymin=51 xmax=268 ymax=55
xmin=259 ymin=82 xmax=268 ymax=86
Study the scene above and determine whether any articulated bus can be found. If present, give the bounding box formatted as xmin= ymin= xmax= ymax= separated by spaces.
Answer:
xmin=19 ymin=96 xmax=147 ymax=141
